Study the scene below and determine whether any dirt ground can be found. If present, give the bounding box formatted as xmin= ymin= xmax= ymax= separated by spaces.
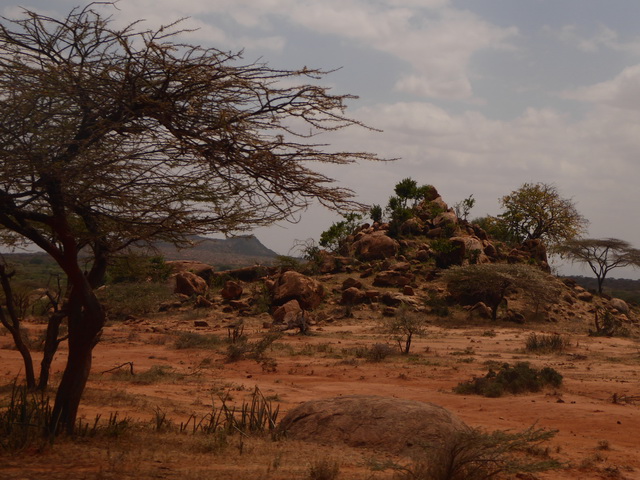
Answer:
xmin=1 ymin=304 xmax=639 ymax=480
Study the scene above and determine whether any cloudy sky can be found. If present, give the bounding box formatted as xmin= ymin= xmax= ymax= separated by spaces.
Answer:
xmin=4 ymin=1 xmax=640 ymax=277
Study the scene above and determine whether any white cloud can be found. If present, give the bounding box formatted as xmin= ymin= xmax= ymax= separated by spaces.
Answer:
xmin=107 ymin=0 xmax=516 ymax=101
xmin=563 ymin=64 xmax=640 ymax=111
xmin=550 ymin=24 xmax=640 ymax=55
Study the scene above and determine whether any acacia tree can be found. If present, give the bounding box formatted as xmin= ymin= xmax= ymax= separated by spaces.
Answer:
xmin=555 ymin=238 xmax=640 ymax=294
xmin=499 ymin=183 xmax=588 ymax=247
xmin=444 ymin=264 xmax=559 ymax=321
xmin=0 ymin=4 xmax=379 ymax=433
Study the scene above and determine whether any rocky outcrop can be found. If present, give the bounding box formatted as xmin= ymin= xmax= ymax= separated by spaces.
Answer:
xmin=220 ymin=280 xmax=243 ymax=300
xmin=508 ymin=239 xmax=550 ymax=272
xmin=166 ymin=260 xmax=215 ymax=283
xmin=174 ymin=271 xmax=208 ymax=297
xmin=352 ymin=231 xmax=399 ymax=261
xmin=270 ymin=270 xmax=325 ymax=310
xmin=278 ymin=395 xmax=469 ymax=454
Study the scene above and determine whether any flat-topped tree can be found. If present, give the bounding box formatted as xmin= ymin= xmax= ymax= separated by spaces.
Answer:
xmin=555 ymin=238 xmax=640 ymax=294
xmin=0 ymin=3 xmax=378 ymax=433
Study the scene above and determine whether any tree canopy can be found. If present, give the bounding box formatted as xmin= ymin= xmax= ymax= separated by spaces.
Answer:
xmin=555 ymin=238 xmax=640 ymax=294
xmin=444 ymin=263 xmax=560 ymax=321
xmin=0 ymin=3 xmax=379 ymax=432
xmin=498 ymin=183 xmax=587 ymax=247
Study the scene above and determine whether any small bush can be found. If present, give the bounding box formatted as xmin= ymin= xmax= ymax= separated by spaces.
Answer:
xmin=590 ymin=308 xmax=629 ymax=337
xmin=525 ymin=333 xmax=570 ymax=353
xmin=389 ymin=425 xmax=559 ymax=480
xmin=308 ymin=458 xmax=340 ymax=480
xmin=454 ymin=362 xmax=563 ymax=397
xmin=225 ymin=332 xmax=281 ymax=363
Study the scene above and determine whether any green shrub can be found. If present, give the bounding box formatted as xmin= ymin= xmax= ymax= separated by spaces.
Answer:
xmin=454 ymin=362 xmax=562 ymax=397
xmin=97 ymin=282 xmax=174 ymax=320
xmin=108 ymin=253 xmax=172 ymax=283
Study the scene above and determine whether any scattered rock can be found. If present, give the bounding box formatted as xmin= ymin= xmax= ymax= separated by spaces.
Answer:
xmin=373 ymin=271 xmax=414 ymax=288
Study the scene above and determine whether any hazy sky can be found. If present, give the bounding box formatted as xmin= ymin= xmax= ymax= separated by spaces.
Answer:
xmin=4 ymin=1 xmax=640 ymax=278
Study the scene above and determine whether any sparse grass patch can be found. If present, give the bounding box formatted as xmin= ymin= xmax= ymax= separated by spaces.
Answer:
xmin=174 ymin=332 xmax=223 ymax=350
xmin=525 ymin=333 xmax=570 ymax=353
xmin=454 ymin=362 xmax=563 ymax=397
xmin=130 ymin=365 xmax=183 ymax=385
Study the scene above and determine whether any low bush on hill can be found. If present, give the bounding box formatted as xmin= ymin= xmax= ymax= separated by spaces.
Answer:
xmin=454 ymin=362 xmax=562 ymax=397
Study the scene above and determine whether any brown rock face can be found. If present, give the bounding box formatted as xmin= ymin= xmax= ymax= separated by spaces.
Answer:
xmin=341 ymin=287 xmax=368 ymax=305
xmin=373 ymin=271 xmax=414 ymax=288
xmin=272 ymin=299 xmax=303 ymax=324
xmin=174 ymin=271 xmax=208 ymax=296
xmin=166 ymin=260 xmax=215 ymax=283
xmin=352 ymin=231 xmax=399 ymax=261
xmin=278 ymin=395 xmax=468 ymax=454
xmin=220 ymin=280 xmax=243 ymax=300
xmin=271 ymin=271 xmax=325 ymax=310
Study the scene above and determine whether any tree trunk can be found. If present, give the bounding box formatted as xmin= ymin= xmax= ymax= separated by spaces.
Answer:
xmin=50 ymin=335 xmax=95 ymax=434
xmin=38 ymin=313 xmax=64 ymax=391
xmin=50 ymin=288 xmax=104 ymax=435
xmin=404 ymin=332 xmax=412 ymax=355
xmin=12 ymin=329 xmax=36 ymax=389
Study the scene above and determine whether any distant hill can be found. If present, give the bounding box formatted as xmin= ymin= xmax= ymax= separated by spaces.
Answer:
xmin=153 ymin=235 xmax=279 ymax=270
xmin=567 ymin=275 xmax=640 ymax=305
xmin=1 ymin=236 xmax=279 ymax=282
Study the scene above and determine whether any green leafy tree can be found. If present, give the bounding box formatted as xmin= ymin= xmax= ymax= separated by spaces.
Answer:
xmin=319 ymin=213 xmax=363 ymax=254
xmin=0 ymin=4 xmax=378 ymax=433
xmin=385 ymin=178 xmax=436 ymax=237
xmin=444 ymin=264 xmax=559 ymax=321
xmin=499 ymin=183 xmax=588 ymax=247
xmin=472 ymin=215 xmax=514 ymax=244
xmin=555 ymin=238 xmax=640 ymax=294
xmin=369 ymin=204 xmax=383 ymax=223
xmin=454 ymin=194 xmax=476 ymax=222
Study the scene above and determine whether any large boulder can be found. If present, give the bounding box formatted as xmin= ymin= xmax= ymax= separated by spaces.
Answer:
xmin=278 ymin=395 xmax=468 ymax=454
xmin=220 ymin=280 xmax=243 ymax=300
xmin=341 ymin=287 xmax=369 ymax=305
xmin=174 ymin=271 xmax=208 ymax=297
xmin=352 ymin=231 xmax=399 ymax=261
xmin=166 ymin=260 xmax=215 ymax=283
xmin=610 ymin=298 xmax=630 ymax=315
xmin=272 ymin=299 xmax=303 ymax=324
xmin=271 ymin=270 xmax=325 ymax=310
